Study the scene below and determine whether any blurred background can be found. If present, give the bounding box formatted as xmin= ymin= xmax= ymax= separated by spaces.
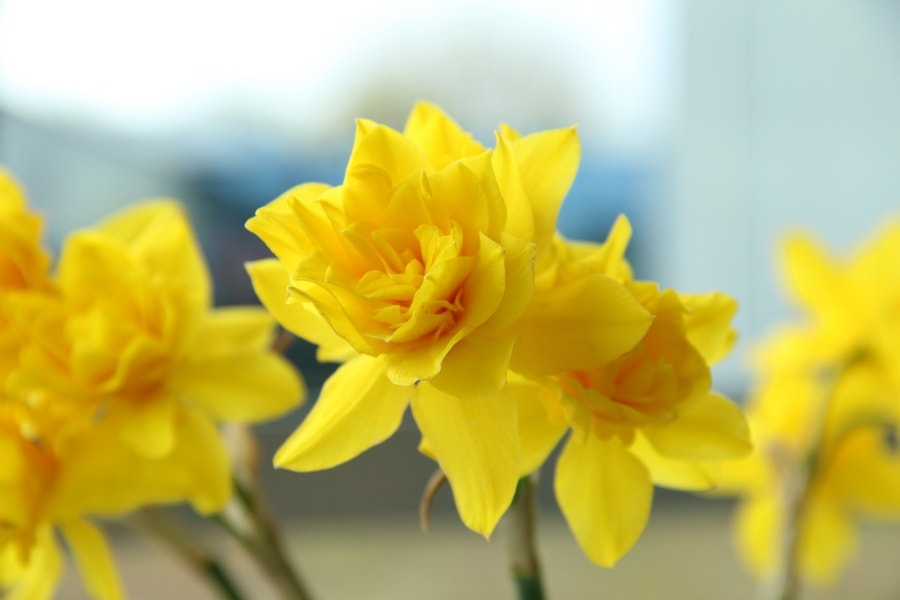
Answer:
xmin=2 ymin=1 xmax=900 ymax=598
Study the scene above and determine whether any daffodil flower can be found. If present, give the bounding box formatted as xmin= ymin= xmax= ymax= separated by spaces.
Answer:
xmin=12 ymin=201 xmax=304 ymax=459
xmin=503 ymin=216 xmax=750 ymax=566
xmin=718 ymin=223 xmax=900 ymax=592
xmin=2 ymin=196 xmax=305 ymax=598
xmin=247 ymin=103 xmax=651 ymax=536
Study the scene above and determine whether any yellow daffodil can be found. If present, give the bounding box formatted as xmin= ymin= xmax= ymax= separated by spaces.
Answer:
xmin=13 ymin=200 xmax=304 ymax=459
xmin=506 ymin=216 xmax=750 ymax=567
xmin=247 ymin=103 xmax=651 ymax=536
xmin=719 ymin=223 xmax=900 ymax=590
xmin=723 ymin=364 xmax=900 ymax=587
xmin=1 ymin=196 xmax=305 ymax=598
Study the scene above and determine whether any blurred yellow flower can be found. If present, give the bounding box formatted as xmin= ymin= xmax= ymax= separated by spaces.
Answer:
xmin=1 ymin=197 xmax=305 ymax=598
xmin=13 ymin=201 xmax=304 ymax=459
xmin=506 ymin=216 xmax=750 ymax=566
xmin=247 ymin=103 xmax=651 ymax=536
xmin=719 ymin=222 xmax=900 ymax=589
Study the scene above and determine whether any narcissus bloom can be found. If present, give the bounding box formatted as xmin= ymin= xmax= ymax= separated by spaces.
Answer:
xmin=2 ymin=197 xmax=305 ymax=598
xmin=247 ymin=103 xmax=651 ymax=536
xmin=723 ymin=365 xmax=900 ymax=586
xmin=718 ymin=223 xmax=900 ymax=587
xmin=13 ymin=201 xmax=304 ymax=459
xmin=505 ymin=216 xmax=750 ymax=566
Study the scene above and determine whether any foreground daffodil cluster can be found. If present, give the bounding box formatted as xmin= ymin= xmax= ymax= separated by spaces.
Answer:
xmin=247 ymin=102 xmax=751 ymax=566
xmin=717 ymin=224 xmax=900 ymax=589
xmin=0 ymin=169 xmax=304 ymax=599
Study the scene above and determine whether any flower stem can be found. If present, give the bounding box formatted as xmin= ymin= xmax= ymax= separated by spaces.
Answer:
xmin=755 ymin=467 xmax=808 ymax=600
xmin=757 ymin=366 xmax=842 ymax=600
xmin=134 ymin=508 xmax=246 ymax=600
xmin=501 ymin=474 xmax=545 ymax=600
xmin=217 ymin=477 xmax=315 ymax=600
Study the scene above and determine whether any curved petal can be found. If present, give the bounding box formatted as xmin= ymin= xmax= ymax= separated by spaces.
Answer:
xmin=828 ymin=427 xmax=900 ymax=516
xmin=512 ymin=274 xmax=651 ymax=376
xmin=427 ymin=333 xmax=516 ymax=400
xmin=508 ymin=379 xmax=567 ymax=475
xmin=734 ymin=493 xmax=780 ymax=578
xmin=403 ymin=101 xmax=486 ymax=170
xmin=641 ymin=393 xmax=752 ymax=461
xmin=246 ymin=184 xmax=331 ymax=266
xmin=60 ymin=520 xmax=122 ymax=600
xmin=346 ymin=119 xmax=427 ymax=194
xmin=245 ymin=259 xmax=356 ymax=362
xmin=274 ymin=356 xmax=410 ymax=471
xmin=782 ymin=234 xmax=851 ymax=321
xmin=554 ymin=434 xmax=652 ymax=567
xmin=797 ymin=490 xmax=856 ymax=585
xmin=629 ymin=433 xmax=715 ymax=491
xmin=53 ymin=404 xmax=232 ymax=517
xmin=411 ymin=383 xmax=519 ymax=537
xmin=680 ymin=292 xmax=739 ymax=365
xmin=94 ymin=200 xmax=211 ymax=309
xmin=498 ymin=127 xmax=580 ymax=250
xmin=110 ymin=394 xmax=176 ymax=459
xmin=479 ymin=232 xmax=536 ymax=335
xmin=176 ymin=350 xmax=304 ymax=424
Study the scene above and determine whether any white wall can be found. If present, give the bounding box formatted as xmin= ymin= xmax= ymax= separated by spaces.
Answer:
xmin=663 ymin=0 xmax=900 ymax=391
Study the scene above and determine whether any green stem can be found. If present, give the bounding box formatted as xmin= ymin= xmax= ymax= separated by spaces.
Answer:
xmin=204 ymin=561 xmax=245 ymax=600
xmin=502 ymin=475 xmax=546 ymax=600
xmin=134 ymin=508 xmax=246 ymax=600
xmin=216 ymin=477 xmax=315 ymax=600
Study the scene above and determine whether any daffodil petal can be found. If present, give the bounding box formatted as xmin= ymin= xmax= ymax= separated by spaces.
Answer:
xmin=797 ymin=491 xmax=856 ymax=585
xmin=403 ymin=101 xmax=486 ymax=170
xmin=641 ymin=393 xmax=752 ymax=461
xmin=110 ymin=394 xmax=176 ymax=459
xmin=346 ymin=119 xmax=427 ymax=193
xmin=176 ymin=351 xmax=304 ymax=424
xmin=512 ymin=274 xmax=651 ymax=375
xmin=245 ymin=259 xmax=356 ymax=362
xmin=829 ymin=427 xmax=900 ymax=516
xmin=479 ymin=232 xmax=536 ymax=334
xmin=53 ymin=404 xmax=232 ymax=517
xmin=498 ymin=127 xmax=580 ymax=250
xmin=734 ymin=494 xmax=780 ymax=578
xmin=411 ymin=383 xmax=519 ymax=536
xmin=94 ymin=200 xmax=211 ymax=308
xmin=492 ymin=134 xmax=534 ymax=244
xmin=427 ymin=333 xmax=516 ymax=400
xmin=782 ymin=234 xmax=851 ymax=320
xmin=274 ymin=356 xmax=410 ymax=471
xmin=60 ymin=520 xmax=122 ymax=600
xmin=680 ymin=292 xmax=739 ymax=365
xmin=629 ymin=433 xmax=715 ymax=491
xmin=246 ymin=184 xmax=331 ymax=266
xmin=554 ymin=434 xmax=652 ymax=567
xmin=508 ymin=380 xmax=567 ymax=475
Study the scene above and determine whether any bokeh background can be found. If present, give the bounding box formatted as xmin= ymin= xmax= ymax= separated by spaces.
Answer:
xmin=2 ymin=1 xmax=899 ymax=598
